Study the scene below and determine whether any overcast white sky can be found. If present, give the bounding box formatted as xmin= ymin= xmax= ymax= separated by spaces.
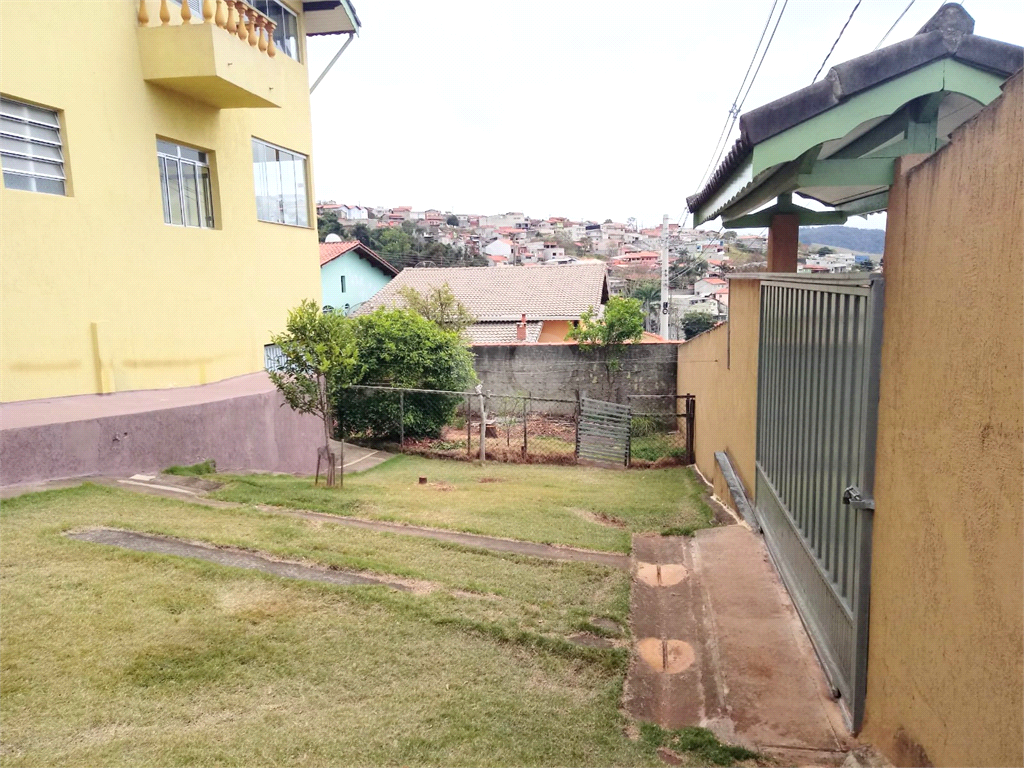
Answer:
xmin=307 ymin=0 xmax=1024 ymax=231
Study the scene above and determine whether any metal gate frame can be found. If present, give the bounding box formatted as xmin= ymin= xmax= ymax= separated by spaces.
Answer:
xmin=576 ymin=397 xmax=632 ymax=467
xmin=753 ymin=273 xmax=884 ymax=733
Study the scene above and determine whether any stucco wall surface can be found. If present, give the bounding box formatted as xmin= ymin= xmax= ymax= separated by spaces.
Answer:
xmin=0 ymin=373 xmax=322 ymax=487
xmin=320 ymin=252 xmax=393 ymax=313
xmin=676 ymin=279 xmax=760 ymax=506
xmin=471 ymin=343 xmax=677 ymax=414
xmin=862 ymin=72 xmax=1023 ymax=768
xmin=0 ymin=0 xmax=319 ymax=403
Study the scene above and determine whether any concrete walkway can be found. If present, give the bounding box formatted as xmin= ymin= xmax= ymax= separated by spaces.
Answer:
xmin=624 ymin=525 xmax=853 ymax=765
xmin=66 ymin=528 xmax=414 ymax=590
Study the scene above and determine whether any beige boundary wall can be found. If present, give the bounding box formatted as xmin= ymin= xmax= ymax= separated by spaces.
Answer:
xmin=861 ymin=72 xmax=1023 ymax=767
xmin=676 ymin=278 xmax=760 ymax=505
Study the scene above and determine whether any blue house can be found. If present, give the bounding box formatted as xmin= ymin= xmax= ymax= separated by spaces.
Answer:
xmin=319 ymin=239 xmax=398 ymax=315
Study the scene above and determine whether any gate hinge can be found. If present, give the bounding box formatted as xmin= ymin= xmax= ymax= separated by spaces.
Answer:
xmin=842 ymin=485 xmax=875 ymax=510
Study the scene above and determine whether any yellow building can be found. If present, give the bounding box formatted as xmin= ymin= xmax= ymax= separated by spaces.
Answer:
xmin=0 ymin=0 xmax=359 ymax=403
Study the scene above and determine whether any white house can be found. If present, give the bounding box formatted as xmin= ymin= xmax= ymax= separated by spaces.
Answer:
xmin=694 ymin=277 xmax=728 ymax=296
xmin=483 ymin=238 xmax=514 ymax=258
xmin=541 ymin=244 xmax=565 ymax=262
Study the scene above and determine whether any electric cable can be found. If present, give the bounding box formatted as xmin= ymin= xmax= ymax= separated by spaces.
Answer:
xmin=874 ymin=0 xmax=916 ymax=50
xmin=811 ymin=0 xmax=863 ymax=84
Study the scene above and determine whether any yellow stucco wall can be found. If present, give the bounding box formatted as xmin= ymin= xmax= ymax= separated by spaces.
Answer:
xmin=862 ymin=73 xmax=1023 ymax=767
xmin=538 ymin=320 xmax=572 ymax=343
xmin=0 ymin=0 xmax=320 ymax=402
xmin=676 ymin=279 xmax=760 ymax=505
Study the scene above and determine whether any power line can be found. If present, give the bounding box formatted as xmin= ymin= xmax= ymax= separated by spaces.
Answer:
xmin=812 ymin=0 xmax=863 ymax=84
xmin=695 ymin=0 xmax=786 ymax=191
xmin=874 ymin=0 xmax=916 ymax=50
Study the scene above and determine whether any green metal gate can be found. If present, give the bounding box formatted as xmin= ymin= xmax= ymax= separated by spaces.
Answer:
xmin=576 ymin=397 xmax=631 ymax=467
xmin=754 ymin=274 xmax=884 ymax=732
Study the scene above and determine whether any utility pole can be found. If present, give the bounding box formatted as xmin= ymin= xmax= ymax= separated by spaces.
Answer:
xmin=660 ymin=213 xmax=669 ymax=339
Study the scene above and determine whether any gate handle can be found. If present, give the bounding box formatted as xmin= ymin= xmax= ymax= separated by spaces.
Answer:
xmin=842 ymin=485 xmax=875 ymax=511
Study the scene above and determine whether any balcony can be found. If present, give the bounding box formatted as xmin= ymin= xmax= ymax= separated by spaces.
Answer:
xmin=136 ymin=0 xmax=283 ymax=109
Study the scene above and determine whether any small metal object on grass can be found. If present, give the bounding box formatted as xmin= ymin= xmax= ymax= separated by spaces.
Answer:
xmin=419 ymin=476 xmax=427 ymax=485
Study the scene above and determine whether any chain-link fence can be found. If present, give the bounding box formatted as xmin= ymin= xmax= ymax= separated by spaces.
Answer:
xmin=337 ymin=385 xmax=695 ymax=467
xmin=626 ymin=393 xmax=695 ymax=466
xmin=338 ymin=385 xmax=580 ymax=464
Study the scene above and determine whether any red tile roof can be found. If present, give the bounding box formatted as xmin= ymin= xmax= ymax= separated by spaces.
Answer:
xmin=319 ymin=241 xmax=399 ymax=276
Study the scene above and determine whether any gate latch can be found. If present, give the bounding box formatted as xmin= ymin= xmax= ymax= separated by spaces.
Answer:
xmin=842 ymin=485 xmax=875 ymax=511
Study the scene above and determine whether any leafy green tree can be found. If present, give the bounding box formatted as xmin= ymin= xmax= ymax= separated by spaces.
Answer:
xmin=681 ymin=310 xmax=717 ymax=340
xmin=268 ymin=300 xmax=361 ymax=486
xmin=628 ymin=280 xmax=661 ymax=331
xmin=853 ymin=260 xmax=874 ymax=272
xmin=351 ymin=222 xmax=373 ymax=248
xmin=399 ymin=284 xmax=476 ymax=333
xmin=565 ymin=296 xmax=644 ymax=372
xmin=817 ymin=246 xmax=835 ymax=256
xmin=317 ymin=210 xmax=345 ymax=242
xmin=445 ymin=214 xmax=460 ymax=226
xmin=340 ymin=309 xmax=477 ymax=440
xmin=670 ymin=254 xmax=708 ymax=287
xmin=723 ymin=231 xmax=737 ymax=241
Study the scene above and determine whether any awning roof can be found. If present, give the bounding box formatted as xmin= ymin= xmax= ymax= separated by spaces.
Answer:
xmin=303 ymin=0 xmax=361 ymax=36
xmin=687 ymin=4 xmax=1022 ymax=227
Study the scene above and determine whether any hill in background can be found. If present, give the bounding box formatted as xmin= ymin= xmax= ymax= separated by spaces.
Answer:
xmin=798 ymin=225 xmax=885 ymax=255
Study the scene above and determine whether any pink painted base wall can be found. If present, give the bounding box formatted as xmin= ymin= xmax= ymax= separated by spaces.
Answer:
xmin=0 ymin=372 xmax=322 ymax=487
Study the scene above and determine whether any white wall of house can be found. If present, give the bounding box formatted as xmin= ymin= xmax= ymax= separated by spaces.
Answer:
xmin=483 ymin=239 xmax=513 ymax=257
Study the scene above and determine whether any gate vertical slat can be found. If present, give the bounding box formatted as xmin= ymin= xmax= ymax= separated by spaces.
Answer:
xmin=753 ymin=274 xmax=883 ymax=733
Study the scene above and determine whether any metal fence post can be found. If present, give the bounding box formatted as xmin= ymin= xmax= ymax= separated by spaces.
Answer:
xmin=479 ymin=389 xmax=487 ymax=462
xmin=522 ymin=393 xmax=529 ymax=458
xmin=466 ymin=394 xmax=472 ymax=457
xmin=686 ymin=394 xmax=696 ymax=465
xmin=399 ymin=390 xmax=404 ymax=449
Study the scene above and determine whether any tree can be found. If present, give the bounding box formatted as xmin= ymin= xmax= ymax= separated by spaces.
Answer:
xmin=817 ymin=246 xmax=835 ymax=256
xmin=853 ymin=260 xmax=874 ymax=272
xmin=445 ymin=214 xmax=460 ymax=226
xmin=317 ymin=210 xmax=345 ymax=242
xmin=681 ymin=310 xmax=717 ymax=340
xmin=399 ymin=284 xmax=476 ymax=333
xmin=565 ymin=296 xmax=644 ymax=372
xmin=723 ymin=231 xmax=738 ymax=242
xmin=670 ymin=254 xmax=708 ymax=287
xmin=628 ymin=280 xmax=661 ymax=332
xmin=268 ymin=300 xmax=361 ymax=487
xmin=603 ymin=218 xmax=613 ymax=224
xmin=341 ymin=309 xmax=477 ymax=440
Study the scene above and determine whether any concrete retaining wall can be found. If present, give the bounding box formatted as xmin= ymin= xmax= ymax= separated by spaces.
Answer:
xmin=471 ymin=343 xmax=678 ymax=414
xmin=0 ymin=372 xmax=323 ymax=487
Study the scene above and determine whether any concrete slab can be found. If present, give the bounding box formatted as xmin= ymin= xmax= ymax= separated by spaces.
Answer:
xmin=624 ymin=526 xmax=853 ymax=764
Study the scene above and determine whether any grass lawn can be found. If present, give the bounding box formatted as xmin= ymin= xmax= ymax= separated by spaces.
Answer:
xmin=0 ymin=483 xmax=663 ymax=767
xmin=211 ymin=455 xmax=714 ymax=553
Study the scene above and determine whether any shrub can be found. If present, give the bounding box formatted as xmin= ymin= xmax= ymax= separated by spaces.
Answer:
xmin=338 ymin=308 xmax=476 ymax=440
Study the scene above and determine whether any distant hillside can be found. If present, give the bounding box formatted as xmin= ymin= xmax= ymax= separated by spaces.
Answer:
xmin=799 ymin=225 xmax=885 ymax=255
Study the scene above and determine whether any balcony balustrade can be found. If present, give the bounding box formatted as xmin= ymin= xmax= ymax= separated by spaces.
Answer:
xmin=136 ymin=0 xmax=285 ymax=109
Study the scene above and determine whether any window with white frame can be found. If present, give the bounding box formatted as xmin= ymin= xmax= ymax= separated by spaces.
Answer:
xmin=249 ymin=0 xmax=300 ymax=61
xmin=252 ymin=138 xmax=309 ymax=227
xmin=157 ymin=139 xmax=214 ymax=228
xmin=0 ymin=97 xmax=66 ymax=195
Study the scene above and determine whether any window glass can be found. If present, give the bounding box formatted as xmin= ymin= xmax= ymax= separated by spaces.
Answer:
xmin=280 ymin=150 xmax=297 ymax=225
xmin=158 ymin=157 xmax=170 ymax=222
xmin=283 ymin=10 xmax=298 ymax=59
xmin=182 ymin=162 xmax=201 ymax=227
xmin=294 ymin=154 xmax=308 ymax=226
xmin=158 ymin=138 xmax=213 ymax=228
xmin=164 ymin=157 xmax=183 ymax=226
xmin=251 ymin=138 xmax=309 ymax=227
xmin=0 ymin=97 xmax=66 ymax=195
xmin=198 ymin=165 xmax=214 ymax=227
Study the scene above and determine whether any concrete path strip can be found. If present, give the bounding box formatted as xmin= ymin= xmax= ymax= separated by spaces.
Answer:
xmin=63 ymin=475 xmax=629 ymax=570
xmin=256 ymin=505 xmax=629 ymax=570
xmin=66 ymin=528 xmax=415 ymax=591
xmin=624 ymin=527 xmax=853 ymax=765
